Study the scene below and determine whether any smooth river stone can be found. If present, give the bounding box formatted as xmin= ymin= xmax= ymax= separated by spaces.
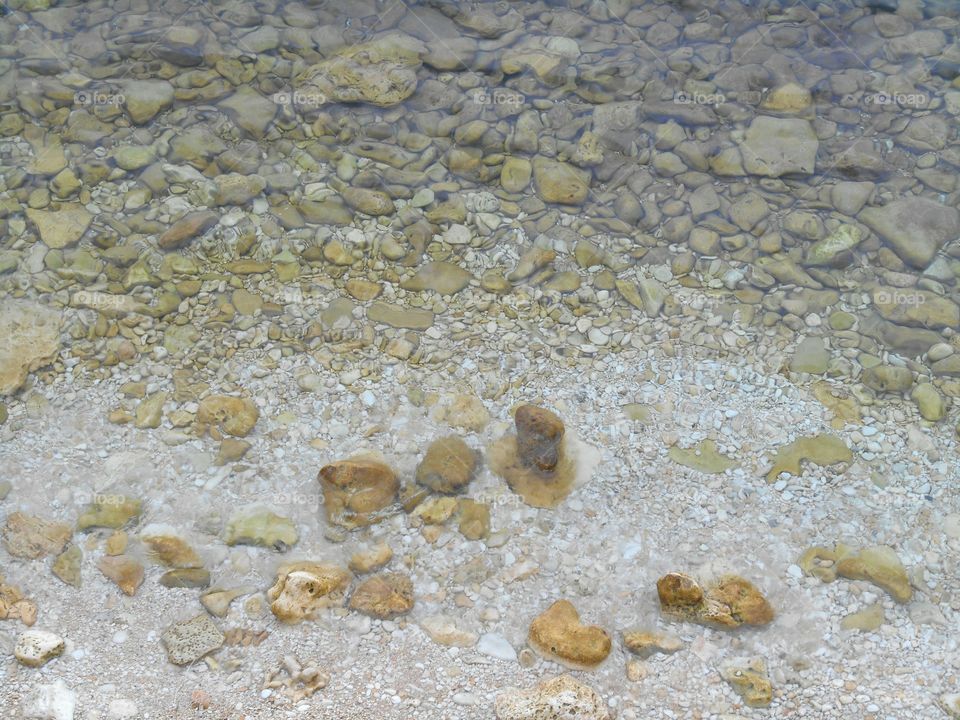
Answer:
xmin=367 ymin=302 xmax=434 ymax=329
xmin=27 ymin=205 xmax=92 ymax=249
xmin=401 ymin=261 xmax=473 ymax=295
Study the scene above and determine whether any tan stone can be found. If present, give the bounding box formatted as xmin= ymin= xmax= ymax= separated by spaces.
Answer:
xmin=348 ymin=543 xmax=393 ymax=574
xmin=836 ymin=545 xmax=912 ymax=603
xmin=197 ymin=395 xmax=259 ymax=437
xmin=495 ymin=675 xmax=610 ymax=720
xmin=348 ymin=572 xmax=414 ymax=619
xmin=488 ymin=434 xmax=577 ymax=509
xmin=720 ymin=658 xmax=773 ymax=708
xmin=97 ymin=555 xmax=144 ymax=595
xmin=142 ymin=528 xmax=202 ymax=568
xmin=415 ymin=436 xmax=477 ymax=494
xmin=158 ymin=210 xmax=219 ymax=250
xmin=267 ymin=562 xmax=351 ymax=622
xmin=458 ymin=499 xmax=490 ymax=541
xmin=318 ymin=458 xmax=399 ymax=529
xmin=657 ymin=572 xmax=774 ymax=628
xmin=622 ymin=629 xmax=683 ymax=658
xmin=0 ymin=300 xmax=61 ymax=396
xmin=27 ymin=205 xmax=92 ymax=249
xmin=2 ymin=513 xmax=71 ymax=559
xmin=528 ymin=600 xmax=611 ymax=670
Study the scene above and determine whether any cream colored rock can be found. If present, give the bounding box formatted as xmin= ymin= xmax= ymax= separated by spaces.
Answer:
xmin=0 ymin=301 xmax=61 ymax=396
xmin=495 ymin=675 xmax=611 ymax=720
xmin=15 ymin=629 xmax=65 ymax=667
xmin=267 ymin=562 xmax=351 ymax=622
xmin=420 ymin=614 xmax=478 ymax=647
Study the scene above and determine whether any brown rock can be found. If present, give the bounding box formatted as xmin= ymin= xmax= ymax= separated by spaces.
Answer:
xmin=142 ymin=532 xmax=202 ymax=568
xmin=158 ymin=210 xmax=219 ymax=250
xmin=657 ymin=572 xmax=773 ymax=628
xmin=97 ymin=555 xmax=145 ymax=595
xmin=0 ymin=575 xmax=37 ymax=626
xmin=415 ymin=436 xmax=478 ymax=494
xmin=656 ymin=572 xmax=704 ymax=607
xmin=197 ymin=395 xmax=259 ymax=437
xmin=488 ymin=433 xmax=578 ymax=509
xmin=318 ymin=458 xmax=399 ymax=529
xmin=348 ymin=572 xmax=414 ymax=619
xmin=528 ymin=599 xmax=611 ymax=670
xmin=2 ymin=512 xmax=71 ymax=559
xmin=267 ymin=562 xmax=351 ymax=622
xmin=495 ymin=675 xmax=611 ymax=720
xmin=515 ymin=404 xmax=565 ymax=472
xmin=721 ymin=659 xmax=773 ymax=708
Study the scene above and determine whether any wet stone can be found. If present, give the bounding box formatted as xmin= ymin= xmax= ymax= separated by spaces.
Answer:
xmin=223 ymin=507 xmax=298 ymax=551
xmin=766 ymin=433 xmax=852 ymax=482
xmin=319 ymin=458 xmax=399 ymax=529
xmin=2 ymin=513 xmax=72 ymax=559
xmin=495 ymin=675 xmax=610 ymax=720
xmin=97 ymin=556 xmax=144 ymax=596
xmin=348 ymin=572 xmax=414 ymax=619
xmin=515 ymin=404 xmax=565 ymax=472
xmin=720 ymin=658 xmax=773 ymax=708
xmin=76 ymin=496 xmax=142 ymax=531
xmin=527 ymin=599 xmax=611 ymax=670
xmin=161 ymin=614 xmax=224 ymax=666
xmin=657 ymin=572 xmax=774 ymax=628
xmin=416 ymin=436 xmax=478 ymax=494
xmin=267 ymin=562 xmax=351 ymax=622
xmin=52 ymin=545 xmax=82 ymax=587
xmin=159 ymin=568 xmax=211 ymax=589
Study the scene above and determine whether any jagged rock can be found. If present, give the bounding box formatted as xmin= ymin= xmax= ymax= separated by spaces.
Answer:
xmin=2 ymin=513 xmax=71 ymax=559
xmin=528 ymin=600 xmax=611 ymax=669
xmin=495 ymin=675 xmax=611 ymax=720
xmin=295 ymin=32 xmax=424 ymax=107
xmin=97 ymin=556 xmax=144 ymax=596
xmin=458 ymin=499 xmax=490 ymax=541
xmin=268 ymin=562 xmax=351 ymax=622
xmin=720 ymin=658 xmax=773 ymax=708
xmin=0 ymin=300 xmax=61 ymax=395
xmin=200 ymin=586 xmax=254 ymax=617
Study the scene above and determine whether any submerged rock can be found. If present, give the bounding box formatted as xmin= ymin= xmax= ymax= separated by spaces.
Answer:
xmin=720 ymin=658 xmax=773 ymax=708
xmin=295 ymin=32 xmax=424 ymax=107
xmin=657 ymin=572 xmax=774 ymax=628
xmin=668 ymin=439 xmax=737 ymax=474
xmin=267 ymin=562 xmax=351 ymax=622
xmin=197 ymin=395 xmax=259 ymax=437
xmin=766 ymin=433 xmax=851 ymax=482
xmin=840 ymin=603 xmax=885 ymax=632
xmin=52 ymin=545 xmax=82 ymax=587
xmin=141 ymin=525 xmax=202 ymax=568
xmin=416 ymin=436 xmax=478 ymax=494
xmin=161 ymin=614 xmax=224 ymax=665
xmin=318 ymin=458 xmax=399 ymax=529
xmin=0 ymin=300 xmax=61 ymax=396
xmin=348 ymin=543 xmax=393 ymax=574
xmin=515 ymin=404 xmax=565 ymax=472
xmin=836 ymin=545 xmax=913 ymax=603
xmin=76 ymin=495 xmax=142 ymax=531
xmin=527 ymin=600 xmax=611 ymax=670
xmin=495 ymin=675 xmax=611 ymax=720
xmin=223 ymin=506 xmax=298 ymax=551
xmin=622 ymin=629 xmax=683 ymax=658
xmin=15 ymin=629 xmax=65 ymax=667
xmin=348 ymin=572 xmax=414 ymax=619
xmin=2 ymin=513 xmax=71 ymax=559
xmin=97 ymin=556 xmax=144 ymax=596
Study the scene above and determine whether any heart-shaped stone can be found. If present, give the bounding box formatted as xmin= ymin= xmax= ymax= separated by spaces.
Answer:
xmin=528 ymin=599 xmax=611 ymax=669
